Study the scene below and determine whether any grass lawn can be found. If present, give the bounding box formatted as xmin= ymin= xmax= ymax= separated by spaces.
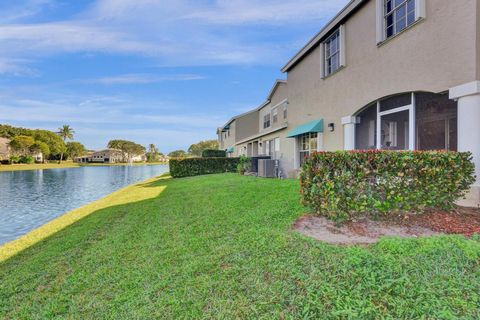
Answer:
xmin=79 ymin=161 xmax=168 ymax=167
xmin=0 ymin=162 xmax=80 ymax=172
xmin=0 ymin=161 xmax=167 ymax=172
xmin=0 ymin=174 xmax=479 ymax=319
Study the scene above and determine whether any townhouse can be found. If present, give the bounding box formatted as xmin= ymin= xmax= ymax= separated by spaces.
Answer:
xmin=218 ymin=0 xmax=480 ymax=205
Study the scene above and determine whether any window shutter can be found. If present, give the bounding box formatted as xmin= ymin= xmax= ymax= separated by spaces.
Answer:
xmin=339 ymin=24 xmax=346 ymax=67
xmin=375 ymin=0 xmax=384 ymax=44
xmin=320 ymin=42 xmax=325 ymax=78
xmin=415 ymin=0 xmax=426 ymax=20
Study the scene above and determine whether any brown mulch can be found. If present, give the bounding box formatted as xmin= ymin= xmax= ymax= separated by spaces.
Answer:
xmin=388 ymin=207 xmax=480 ymax=237
xmin=294 ymin=206 xmax=480 ymax=245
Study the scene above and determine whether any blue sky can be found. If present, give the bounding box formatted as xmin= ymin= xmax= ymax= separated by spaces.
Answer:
xmin=0 ymin=0 xmax=349 ymax=152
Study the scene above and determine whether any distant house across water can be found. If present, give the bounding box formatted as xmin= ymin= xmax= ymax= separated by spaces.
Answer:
xmin=75 ymin=148 xmax=146 ymax=164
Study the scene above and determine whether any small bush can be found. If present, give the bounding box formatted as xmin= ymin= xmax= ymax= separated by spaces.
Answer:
xmin=300 ymin=150 xmax=476 ymax=221
xmin=237 ymin=155 xmax=251 ymax=175
xmin=202 ymin=149 xmax=226 ymax=158
xmin=9 ymin=155 xmax=20 ymax=164
xmin=170 ymin=157 xmax=240 ymax=178
xmin=19 ymin=155 xmax=35 ymax=164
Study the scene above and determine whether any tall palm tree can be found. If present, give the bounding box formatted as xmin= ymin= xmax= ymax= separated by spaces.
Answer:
xmin=148 ymin=144 xmax=158 ymax=162
xmin=58 ymin=125 xmax=74 ymax=163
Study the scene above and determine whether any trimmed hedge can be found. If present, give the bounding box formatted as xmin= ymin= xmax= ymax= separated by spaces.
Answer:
xmin=202 ymin=149 xmax=226 ymax=158
xmin=300 ymin=150 xmax=476 ymax=221
xmin=170 ymin=157 xmax=240 ymax=178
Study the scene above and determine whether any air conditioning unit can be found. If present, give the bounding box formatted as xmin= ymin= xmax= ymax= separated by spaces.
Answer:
xmin=258 ymin=159 xmax=277 ymax=178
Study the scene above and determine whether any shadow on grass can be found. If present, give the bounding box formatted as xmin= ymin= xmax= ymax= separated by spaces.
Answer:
xmin=0 ymin=174 xmax=174 ymax=264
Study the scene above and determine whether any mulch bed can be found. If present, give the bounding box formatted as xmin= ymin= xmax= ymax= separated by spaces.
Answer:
xmin=388 ymin=207 xmax=480 ymax=237
xmin=294 ymin=206 xmax=480 ymax=245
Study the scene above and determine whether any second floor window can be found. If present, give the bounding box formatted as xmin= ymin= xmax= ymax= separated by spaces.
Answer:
xmin=323 ymin=29 xmax=341 ymax=76
xmin=272 ymin=108 xmax=278 ymax=123
xmin=283 ymin=105 xmax=287 ymax=119
xmin=263 ymin=114 xmax=271 ymax=129
xmin=384 ymin=0 xmax=415 ymax=39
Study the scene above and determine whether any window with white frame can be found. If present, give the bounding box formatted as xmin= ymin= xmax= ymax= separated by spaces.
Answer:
xmin=272 ymin=107 xmax=278 ymax=123
xmin=323 ymin=29 xmax=341 ymax=76
xmin=322 ymin=25 xmax=346 ymax=77
xmin=264 ymin=140 xmax=272 ymax=156
xmin=263 ymin=114 xmax=271 ymax=129
xmin=274 ymin=138 xmax=280 ymax=152
xmin=385 ymin=0 xmax=415 ymax=38
xmin=299 ymin=132 xmax=318 ymax=166
xmin=377 ymin=0 xmax=425 ymax=43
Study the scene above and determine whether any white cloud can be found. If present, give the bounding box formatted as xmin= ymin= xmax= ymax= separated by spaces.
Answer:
xmin=0 ymin=58 xmax=38 ymax=76
xmin=0 ymin=23 xmax=157 ymax=56
xmin=182 ymin=0 xmax=350 ymax=25
xmin=0 ymin=0 xmax=55 ymax=23
xmin=85 ymin=73 xmax=207 ymax=85
xmin=0 ymin=0 xmax=350 ymax=69
xmin=0 ymin=97 xmax=223 ymax=128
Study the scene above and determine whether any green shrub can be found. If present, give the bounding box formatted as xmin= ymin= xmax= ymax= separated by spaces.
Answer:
xmin=9 ymin=155 xmax=20 ymax=164
xmin=19 ymin=155 xmax=35 ymax=164
xmin=170 ymin=157 xmax=240 ymax=178
xmin=300 ymin=150 xmax=476 ymax=221
xmin=237 ymin=155 xmax=251 ymax=175
xmin=202 ymin=149 xmax=226 ymax=158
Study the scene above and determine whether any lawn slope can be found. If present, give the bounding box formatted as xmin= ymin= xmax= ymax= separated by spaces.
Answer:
xmin=1 ymin=174 xmax=479 ymax=319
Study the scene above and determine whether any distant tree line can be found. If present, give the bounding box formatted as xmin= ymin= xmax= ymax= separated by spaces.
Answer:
xmin=167 ymin=140 xmax=219 ymax=158
xmin=0 ymin=124 xmax=86 ymax=162
xmin=1 ymin=124 xmax=221 ymax=163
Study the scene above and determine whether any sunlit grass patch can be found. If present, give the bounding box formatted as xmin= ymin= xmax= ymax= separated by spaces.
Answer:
xmin=0 ymin=176 xmax=168 ymax=262
xmin=0 ymin=174 xmax=479 ymax=319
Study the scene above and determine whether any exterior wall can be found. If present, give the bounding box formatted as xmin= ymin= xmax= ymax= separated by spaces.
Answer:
xmin=219 ymin=121 xmax=236 ymax=155
xmin=235 ymin=111 xmax=259 ymax=142
xmin=259 ymin=83 xmax=288 ymax=133
xmin=477 ymin=0 xmax=480 ymax=80
xmin=287 ymin=0 xmax=477 ymax=152
xmin=0 ymin=137 xmax=11 ymax=160
xmin=259 ymin=130 xmax=295 ymax=178
xmin=91 ymin=149 xmax=123 ymax=163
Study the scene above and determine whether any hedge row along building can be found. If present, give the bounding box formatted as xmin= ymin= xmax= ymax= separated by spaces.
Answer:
xmin=217 ymin=0 xmax=480 ymax=206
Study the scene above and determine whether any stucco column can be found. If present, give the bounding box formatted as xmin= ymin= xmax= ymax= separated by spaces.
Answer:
xmin=341 ymin=116 xmax=359 ymax=150
xmin=450 ymin=81 xmax=480 ymax=207
xmin=293 ymin=137 xmax=299 ymax=169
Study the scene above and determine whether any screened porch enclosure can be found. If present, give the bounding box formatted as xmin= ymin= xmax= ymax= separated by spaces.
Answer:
xmin=355 ymin=92 xmax=458 ymax=151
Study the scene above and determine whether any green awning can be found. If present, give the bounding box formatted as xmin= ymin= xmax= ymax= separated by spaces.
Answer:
xmin=226 ymin=147 xmax=234 ymax=153
xmin=287 ymin=119 xmax=324 ymax=138
xmin=222 ymin=125 xmax=230 ymax=132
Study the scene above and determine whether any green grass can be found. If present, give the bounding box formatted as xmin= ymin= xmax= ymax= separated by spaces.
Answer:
xmin=0 ymin=162 xmax=80 ymax=172
xmin=0 ymin=161 xmax=167 ymax=172
xmin=1 ymin=174 xmax=479 ymax=319
xmin=79 ymin=161 xmax=168 ymax=167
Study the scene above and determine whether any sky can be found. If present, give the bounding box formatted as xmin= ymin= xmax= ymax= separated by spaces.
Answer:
xmin=0 ymin=0 xmax=350 ymax=152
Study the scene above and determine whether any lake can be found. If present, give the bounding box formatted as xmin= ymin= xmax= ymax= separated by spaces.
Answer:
xmin=0 ymin=165 xmax=168 ymax=245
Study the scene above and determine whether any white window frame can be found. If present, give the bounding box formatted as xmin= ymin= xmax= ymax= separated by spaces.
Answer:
xmin=376 ymin=0 xmax=426 ymax=44
xmin=274 ymin=137 xmax=280 ymax=152
xmin=272 ymin=107 xmax=278 ymax=124
xmin=299 ymin=132 xmax=319 ymax=166
xmin=321 ymin=25 xmax=346 ymax=78
xmin=263 ymin=114 xmax=271 ymax=129
xmin=375 ymin=92 xmax=415 ymax=150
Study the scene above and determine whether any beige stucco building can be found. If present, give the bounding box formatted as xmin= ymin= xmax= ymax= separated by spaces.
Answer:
xmin=0 ymin=137 xmax=11 ymax=161
xmin=219 ymin=0 xmax=480 ymax=205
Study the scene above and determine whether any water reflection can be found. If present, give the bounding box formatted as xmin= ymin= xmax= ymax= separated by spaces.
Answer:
xmin=0 ymin=165 xmax=168 ymax=244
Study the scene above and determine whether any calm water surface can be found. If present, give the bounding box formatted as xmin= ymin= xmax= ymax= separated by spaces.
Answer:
xmin=0 ymin=165 xmax=168 ymax=244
